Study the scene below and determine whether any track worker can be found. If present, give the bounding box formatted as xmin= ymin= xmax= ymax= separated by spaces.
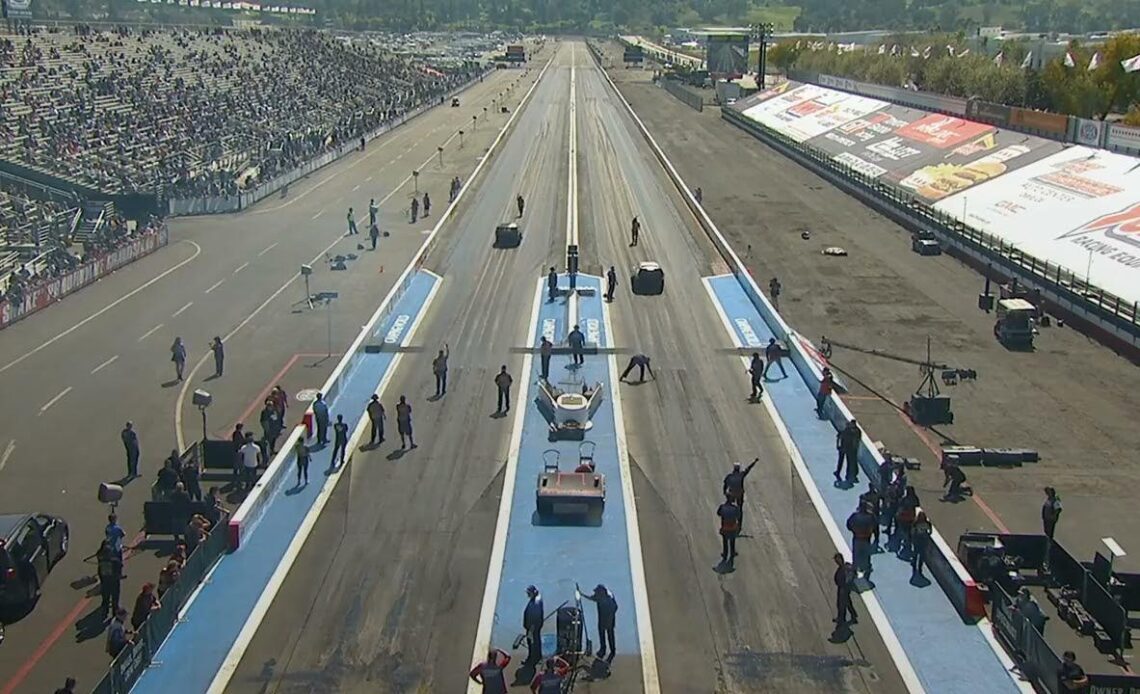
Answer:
xmin=529 ymin=657 xmax=570 ymax=694
xmin=723 ymin=458 xmax=758 ymax=527
xmin=523 ymin=585 xmax=544 ymax=664
xmin=366 ymin=394 xmax=385 ymax=445
xmin=469 ymin=648 xmax=511 ymax=693
xmin=620 ymin=354 xmax=653 ymax=383
xmin=433 ymin=344 xmax=449 ymax=397
xmin=581 ymin=584 xmax=618 ymax=662
xmin=717 ymin=491 xmax=742 ymax=567
xmin=396 ymin=395 xmax=415 ymax=449
xmin=748 ymin=352 xmax=765 ymax=401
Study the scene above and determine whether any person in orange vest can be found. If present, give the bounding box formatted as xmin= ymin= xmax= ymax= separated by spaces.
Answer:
xmin=717 ymin=491 xmax=742 ymax=567
xmin=469 ymin=648 xmax=511 ymax=693
xmin=816 ymin=367 xmax=835 ymax=418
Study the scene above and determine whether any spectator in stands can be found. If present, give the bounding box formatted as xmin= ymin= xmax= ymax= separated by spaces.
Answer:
xmin=54 ymin=677 xmax=77 ymax=694
xmin=184 ymin=513 xmax=210 ymax=553
xmin=169 ymin=481 xmax=192 ymax=541
xmin=106 ymin=608 xmax=132 ymax=659
xmin=182 ymin=455 xmax=202 ymax=502
xmin=155 ymin=458 xmax=179 ymax=500
xmin=1059 ymin=651 xmax=1089 ymax=691
xmin=203 ymin=486 xmax=224 ymax=527
xmin=130 ymin=583 xmax=161 ymax=630
xmin=157 ymin=560 xmax=181 ymax=597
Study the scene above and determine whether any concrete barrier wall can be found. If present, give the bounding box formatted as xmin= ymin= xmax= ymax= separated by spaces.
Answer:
xmin=227 ymin=56 xmax=556 ymax=550
xmin=168 ymin=70 xmax=493 ymax=218
xmin=661 ymin=78 xmax=704 ymax=112
xmin=586 ymin=44 xmax=988 ymax=621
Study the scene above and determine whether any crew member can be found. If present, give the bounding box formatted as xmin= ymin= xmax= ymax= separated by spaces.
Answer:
xmin=723 ymin=458 xmax=758 ymax=527
xmin=410 ymin=196 xmax=419 ymax=223
xmin=312 ymin=392 xmax=330 ymax=446
xmin=369 ymin=222 xmax=380 ymax=250
xmin=620 ymin=354 xmax=653 ymax=382
xmin=347 ymin=207 xmax=358 ymax=235
xmin=769 ymin=276 xmax=782 ymax=309
xmin=833 ymin=552 xmax=857 ymax=626
xmin=605 ymin=266 xmax=618 ymax=302
xmin=910 ymin=511 xmax=933 ymax=577
xmin=567 ymin=324 xmax=585 ymax=366
xmin=366 ymin=394 xmax=385 ymax=445
xmin=121 ymin=421 xmax=140 ymax=479
xmin=940 ymin=459 xmax=971 ymax=501
xmin=835 ymin=419 xmax=861 ymax=484
xmin=331 ymin=414 xmax=349 ymax=469
xmin=422 ymin=192 xmax=431 ymax=217
xmin=858 ymin=483 xmax=881 ymax=547
xmin=630 ymin=216 xmax=641 ymax=246
xmin=695 ymin=187 xmax=702 ymax=203
xmin=816 ymin=368 xmax=835 ymax=417
xmin=211 ymin=336 xmax=225 ymax=377
xmin=294 ymin=437 xmax=310 ymax=486
xmin=495 ymin=365 xmax=513 ymax=413
xmin=368 ymin=198 xmax=378 ymax=227
xmin=763 ymin=337 xmax=786 ymax=378
xmin=517 ymin=194 xmax=525 ymax=217
xmin=748 ymin=352 xmax=765 ymax=400
xmin=582 ymin=584 xmax=618 ymax=661
xmin=717 ymin=491 xmax=742 ymax=566
xmin=396 ymin=395 xmax=414 ymax=449
xmin=433 ymin=344 xmax=449 ymax=396
xmin=469 ymin=648 xmax=511 ymax=693
xmin=523 ymin=585 xmax=544 ymax=664
xmin=846 ymin=503 xmax=876 ymax=579
xmin=547 ymin=266 xmax=558 ymax=302
xmin=1042 ymin=487 xmax=1062 ymax=540
xmin=529 ymin=657 xmax=570 ymax=694
xmin=539 ymin=337 xmax=553 ymax=381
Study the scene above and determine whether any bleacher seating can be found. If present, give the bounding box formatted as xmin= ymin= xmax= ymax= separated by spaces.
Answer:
xmin=0 ymin=25 xmax=481 ymax=197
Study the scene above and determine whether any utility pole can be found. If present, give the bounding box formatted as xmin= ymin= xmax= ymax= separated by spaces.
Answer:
xmin=750 ymin=23 xmax=775 ymax=90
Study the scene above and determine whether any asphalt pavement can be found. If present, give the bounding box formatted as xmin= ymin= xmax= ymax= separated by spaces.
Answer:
xmin=222 ymin=42 xmax=906 ymax=694
xmin=0 ymin=59 xmax=541 ymax=694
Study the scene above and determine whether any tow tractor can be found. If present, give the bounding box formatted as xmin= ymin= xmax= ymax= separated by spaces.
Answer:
xmin=994 ymin=298 xmax=1036 ymax=349
xmin=536 ymin=443 xmax=605 ymax=518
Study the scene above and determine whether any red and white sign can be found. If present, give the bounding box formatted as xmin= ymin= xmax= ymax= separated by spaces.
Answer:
xmin=1 ymin=230 xmax=167 ymax=329
xmin=894 ymin=114 xmax=992 ymax=149
xmin=934 ymin=146 xmax=1140 ymax=304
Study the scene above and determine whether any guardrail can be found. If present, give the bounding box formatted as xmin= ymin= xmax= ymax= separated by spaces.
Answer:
xmin=166 ymin=69 xmax=493 ymax=217
xmin=587 ymin=42 xmax=989 ymax=621
xmin=721 ymin=107 xmax=1140 ymax=354
xmin=90 ymin=521 xmax=229 ymax=694
xmin=226 ymin=53 xmax=557 ymax=551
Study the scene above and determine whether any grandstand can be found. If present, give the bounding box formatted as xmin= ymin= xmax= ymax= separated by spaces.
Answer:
xmin=0 ymin=25 xmax=482 ymax=198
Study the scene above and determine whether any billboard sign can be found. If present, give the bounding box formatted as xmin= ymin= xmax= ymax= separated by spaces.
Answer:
xmin=705 ymin=35 xmax=749 ymax=79
xmin=935 ymin=146 xmax=1140 ymax=304
xmin=1074 ymin=118 xmax=1106 ymax=148
xmin=2 ymin=0 xmax=33 ymax=18
xmin=1107 ymin=123 xmax=1140 ymax=152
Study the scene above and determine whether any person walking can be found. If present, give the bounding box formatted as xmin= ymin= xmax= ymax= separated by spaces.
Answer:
xmin=567 ymin=324 xmax=585 ymax=366
xmin=210 ymin=336 xmax=224 ymax=377
xmin=835 ymin=420 xmax=861 ymax=484
xmin=410 ymin=196 xmax=419 ymax=223
xmin=494 ymin=366 xmax=513 ymax=413
xmin=396 ymin=396 xmax=415 ymax=449
xmin=367 ymin=394 xmax=385 ymax=445
xmin=331 ymin=414 xmax=349 ymax=469
xmin=620 ymin=354 xmax=653 ymax=383
xmin=294 ymin=438 xmax=310 ymax=486
xmin=833 ymin=553 xmax=857 ymax=626
xmin=763 ymin=337 xmax=787 ymax=378
xmin=539 ymin=337 xmax=552 ymax=381
xmin=581 ymin=584 xmax=618 ymax=662
xmin=630 ymin=216 xmax=641 ymax=246
xmin=605 ymin=266 xmax=617 ymax=302
xmin=748 ymin=352 xmax=765 ymax=401
xmin=422 ymin=192 xmax=431 ymax=217
xmin=847 ymin=503 xmax=876 ymax=579
xmin=121 ymin=421 xmax=140 ymax=479
xmin=368 ymin=199 xmax=378 ymax=227
xmin=1042 ymin=487 xmax=1062 ymax=540
xmin=717 ymin=491 xmax=742 ymax=567
xmin=910 ymin=511 xmax=933 ymax=577
xmin=547 ymin=266 xmax=558 ymax=303
xmin=170 ymin=337 xmax=187 ymax=381
xmin=312 ymin=392 xmax=330 ymax=446
xmin=369 ymin=222 xmax=380 ymax=250
xmin=433 ymin=344 xmax=449 ymax=397
xmin=347 ymin=207 xmax=358 ymax=235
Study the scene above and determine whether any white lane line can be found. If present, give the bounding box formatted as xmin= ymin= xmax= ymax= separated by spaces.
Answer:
xmin=91 ymin=354 xmax=119 ymax=374
xmin=311 ymin=210 xmax=323 ymax=220
xmin=365 ymin=175 xmax=373 ymax=182
xmin=205 ymin=278 xmax=226 ymax=294
xmin=205 ymin=276 xmax=443 ymax=694
xmin=602 ymin=276 xmax=661 ymax=692
xmin=233 ymin=262 xmax=249 ymax=274
xmin=0 ymin=241 xmax=201 ymax=376
xmin=0 ymin=440 xmax=14 ymax=472
xmin=566 ymin=42 xmax=579 ymax=330
xmin=38 ymin=387 xmax=72 ymax=415
xmin=352 ymin=184 xmax=361 ymax=191
xmin=257 ymin=242 xmax=278 ymax=257
xmin=395 ymin=153 xmax=404 ymax=161
xmin=138 ymin=323 xmax=165 ymax=342
xmin=172 ymin=302 xmax=194 ymax=318
xmin=468 ymin=278 xmax=544 ymax=693
xmin=699 ymin=278 xmax=926 ymax=693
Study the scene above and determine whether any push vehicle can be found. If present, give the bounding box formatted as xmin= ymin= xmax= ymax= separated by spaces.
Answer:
xmin=0 ymin=513 xmax=69 ymax=610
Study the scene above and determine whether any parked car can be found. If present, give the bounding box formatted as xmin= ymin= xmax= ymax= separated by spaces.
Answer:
xmin=0 ymin=513 xmax=69 ymax=610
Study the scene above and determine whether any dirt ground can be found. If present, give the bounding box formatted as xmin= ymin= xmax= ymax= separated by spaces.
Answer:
xmin=602 ymin=48 xmax=1140 ymax=584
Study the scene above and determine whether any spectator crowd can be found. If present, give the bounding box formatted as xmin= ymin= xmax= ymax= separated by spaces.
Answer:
xmin=0 ymin=25 xmax=482 ymax=198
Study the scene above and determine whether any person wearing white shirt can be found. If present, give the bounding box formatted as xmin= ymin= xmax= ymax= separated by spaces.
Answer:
xmin=240 ymin=435 xmax=262 ymax=490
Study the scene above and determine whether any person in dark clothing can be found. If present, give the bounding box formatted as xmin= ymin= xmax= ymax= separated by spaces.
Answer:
xmin=881 ymin=478 xmax=901 ymax=539
xmin=366 ymin=394 xmax=385 ymax=445
xmin=910 ymin=511 xmax=933 ymax=576
xmin=312 ymin=392 xmax=330 ymax=446
xmin=182 ymin=458 xmax=202 ymax=501
xmin=523 ymin=585 xmax=544 ymax=664
xmin=54 ymin=677 xmax=78 ymax=694
xmin=605 ymin=266 xmax=618 ymax=302
xmin=432 ymin=345 xmax=449 ymax=396
xmin=858 ymin=484 xmax=881 ymax=547
xmin=816 ymin=368 xmax=834 ymax=417
xmin=410 ymin=196 xmax=419 ymax=223
xmin=231 ymin=423 xmax=246 ymax=481
xmin=155 ymin=459 xmax=179 ymax=499
xmin=546 ymin=266 xmax=558 ymax=302
xmin=331 ymin=414 xmax=349 ymax=468
xmin=748 ymin=352 xmax=765 ymax=400
xmin=539 ymin=337 xmax=552 ymax=381
xmin=494 ymin=366 xmax=513 ymax=413
xmin=121 ymin=421 xmax=140 ymax=479
xmin=260 ymin=399 xmax=282 ymax=455
xmin=717 ymin=492 xmax=742 ymax=566
xmin=723 ymin=458 xmax=758 ymax=527
xmin=581 ymin=584 xmax=618 ymax=661
xmin=96 ymin=540 xmax=123 ymax=618
xmin=896 ymin=486 xmax=920 ymax=555
xmin=567 ymin=325 xmax=585 ymax=366
xmin=835 ymin=420 xmax=861 ymax=484
xmin=169 ymin=482 xmax=192 ymax=541
xmin=469 ymin=648 xmax=511 ymax=693
xmin=294 ymin=438 xmax=310 ymax=486
xmin=422 ymin=192 xmax=431 ymax=217
xmin=517 ymin=194 xmax=525 ymax=217
xmin=630 ymin=216 xmax=640 ymax=246
xmin=1059 ymin=651 xmax=1089 ymax=691
xmin=210 ymin=336 xmax=224 ymax=377
xmin=833 ymin=552 xmax=858 ymax=626
xmin=620 ymin=354 xmax=653 ymax=382
xmin=769 ymin=276 xmax=782 ymax=310
xmin=763 ymin=337 xmax=787 ymax=378
xmin=369 ymin=222 xmax=380 ymax=250
xmin=1042 ymin=487 xmax=1062 ymax=540
xmin=846 ymin=504 xmax=876 ymax=579
xmin=530 ymin=657 xmax=569 ymax=694
xmin=396 ymin=395 xmax=415 ymax=449
xmin=940 ymin=460 xmax=971 ymax=501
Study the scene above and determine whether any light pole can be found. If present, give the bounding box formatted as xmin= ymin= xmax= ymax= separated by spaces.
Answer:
xmin=437 ymin=145 xmax=444 ymax=167
xmin=459 ymin=129 xmax=465 ymax=148
xmin=314 ymin=291 xmax=339 ymax=359
xmin=750 ymin=22 xmax=775 ymax=89
xmin=472 ymin=114 xmax=478 ymax=131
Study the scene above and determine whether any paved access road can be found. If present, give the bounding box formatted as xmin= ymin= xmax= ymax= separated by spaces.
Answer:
xmin=0 ymin=59 xmax=544 ymax=693
xmin=224 ymin=42 xmax=905 ymax=694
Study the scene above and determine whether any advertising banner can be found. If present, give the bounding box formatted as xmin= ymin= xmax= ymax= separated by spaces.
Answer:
xmin=1107 ymin=123 xmax=1140 ymax=152
xmin=1008 ymin=106 xmax=1069 ymax=136
xmin=2 ymin=0 xmax=33 ymax=19
xmin=1074 ymin=117 xmax=1106 ymax=148
xmin=934 ymin=146 xmax=1140 ymax=305
xmin=742 ymin=84 xmax=886 ymax=143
